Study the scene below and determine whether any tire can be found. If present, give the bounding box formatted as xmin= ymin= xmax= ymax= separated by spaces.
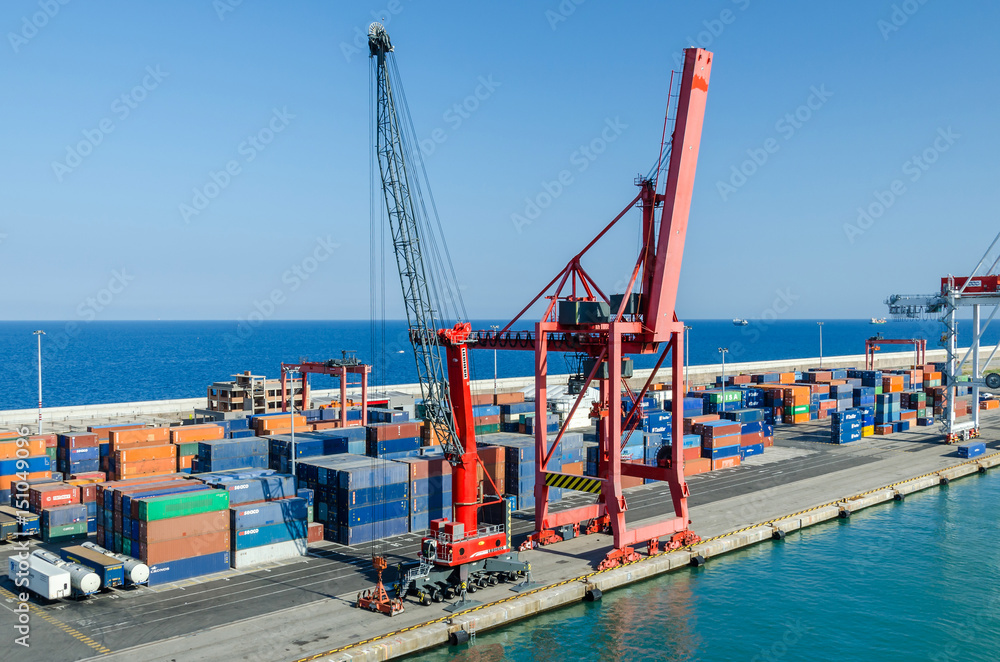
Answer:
xmin=431 ymin=589 xmax=443 ymax=603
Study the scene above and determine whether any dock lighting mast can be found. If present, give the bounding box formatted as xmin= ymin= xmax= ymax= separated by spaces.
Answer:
xmin=884 ymin=228 xmax=1000 ymax=442
xmin=34 ymin=330 xmax=44 ymax=434
xmin=366 ymin=22 xmax=529 ymax=610
xmin=718 ymin=347 xmax=728 ymax=401
xmin=817 ymin=322 xmax=824 ymax=368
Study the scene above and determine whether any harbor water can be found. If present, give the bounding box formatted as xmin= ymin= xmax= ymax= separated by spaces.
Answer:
xmin=1 ymin=319 xmax=996 ymax=410
xmin=415 ymin=471 xmax=1000 ymax=661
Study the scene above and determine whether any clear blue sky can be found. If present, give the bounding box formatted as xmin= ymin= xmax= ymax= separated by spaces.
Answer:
xmin=2 ymin=1 xmax=998 ymax=322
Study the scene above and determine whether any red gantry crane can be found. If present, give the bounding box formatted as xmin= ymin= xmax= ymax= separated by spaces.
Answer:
xmin=472 ymin=47 xmax=714 ymax=568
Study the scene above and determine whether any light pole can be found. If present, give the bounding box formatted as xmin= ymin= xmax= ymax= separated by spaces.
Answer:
xmin=817 ymin=322 xmax=824 ymax=368
xmin=718 ymin=347 xmax=729 ymax=410
xmin=490 ymin=324 xmax=500 ymax=400
xmin=284 ymin=366 xmax=297 ymax=485
xmin=683 ymin=325 xmax=692 ymax=389
xmin=33 ymin=330 xmax=45 ymax=434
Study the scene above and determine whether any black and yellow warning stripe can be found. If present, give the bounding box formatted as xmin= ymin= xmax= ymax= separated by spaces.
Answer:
xmin=543 ymin=472 xmax=602 ymax=494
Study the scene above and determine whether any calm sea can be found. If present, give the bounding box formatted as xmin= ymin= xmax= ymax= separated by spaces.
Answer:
xmin=0 ymin=318 xmax=993 ymax=410
xmin=412 ymin=471 xmax=1000 ymax=662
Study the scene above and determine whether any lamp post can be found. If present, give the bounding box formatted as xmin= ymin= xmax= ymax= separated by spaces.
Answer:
xmin=718 ymin=347 xmax=729 ymax=410
xmin=490 ymin=324 xmax=500 ymax=400
xmin=817 ymin=322 xmax=824 ymax=368
xmin=33 ymin=330 xmax=45 ymax=434
xmin=284 ymin=366 xmax=297 ymax=485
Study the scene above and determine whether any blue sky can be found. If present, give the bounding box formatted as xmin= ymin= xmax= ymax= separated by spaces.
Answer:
xmin=2 ymin=1 xmax=997 ymax=322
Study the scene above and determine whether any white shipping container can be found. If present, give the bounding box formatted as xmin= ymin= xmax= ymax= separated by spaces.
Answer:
xmin=8 ymin=555 xmax=72 ymax=600
xmin=231 ymin=538 xmax=307 ymax=568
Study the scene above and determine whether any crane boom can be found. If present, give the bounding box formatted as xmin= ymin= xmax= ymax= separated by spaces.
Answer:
xmin=368 ymin=24 xmax=464 ymax=463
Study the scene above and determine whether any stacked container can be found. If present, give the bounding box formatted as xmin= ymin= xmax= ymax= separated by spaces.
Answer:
xmin=170 ymin=424 xmax=224 ymax=473
xmin=108 ymin=427 xmax=176 ymax=480
xmin=394 ymin=456 xmax=452 ymax=532
xmin=699 ymin=420 xmax=741 ymax=469
xmin=0 ymin=433 xmax=51 ymax=506
xmin=230 ymin=497 xmax=308 ymax=568
xmin=134 ymin=489 xmax=231 ymax=584
xmin=57 ymin=432 xmax=100 ymax=476
xmin=196 ymin=437 xmax=269 ymax=472
xmin=365 ymin=422 xmax=421 ymax=460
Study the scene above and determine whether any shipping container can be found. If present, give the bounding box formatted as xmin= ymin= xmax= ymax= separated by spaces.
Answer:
xmin=137 ymin=490 xmax=230 ymax=522
xmin=139 ymin=530 xmax=230 ymax=565
xmin=146 ymin=550 xmax=230 ymax=586
xmin=232 ymin=520 xmax=309 ymax=550
xmin=58 ymin=546 xmax=125 ymax=589
xmin=230 ymin=498 xmax=308 ymax=529
xmin=231 ymin=538 xmax=307 ymax=568
xmin=138 ymin=510 xmax=230 ymax=543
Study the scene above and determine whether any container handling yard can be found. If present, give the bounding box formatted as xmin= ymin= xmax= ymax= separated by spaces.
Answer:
xmin=6 ymin=16 xmax=1000 ymax=662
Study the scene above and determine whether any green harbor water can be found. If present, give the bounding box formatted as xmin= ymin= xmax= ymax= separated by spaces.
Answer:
xmin=415 ymin=472 xmax=1000 ymax=661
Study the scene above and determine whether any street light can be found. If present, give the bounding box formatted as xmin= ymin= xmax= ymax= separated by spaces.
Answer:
xmin=490 ymin=324 xmax=500 ymax=400
xmin=718 ymin=347 xmax=729 ymax=411
xmin=284 ymin=366 xmax=298 ymax=486
xmin=33 ymin=330 xmax=45 ymax=434
xmin=817 ymin=322 xmax=824 ymax=368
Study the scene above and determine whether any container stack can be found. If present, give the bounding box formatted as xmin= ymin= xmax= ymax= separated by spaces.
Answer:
xmin=831 ymin=410 xmax=863 ymax=444
xmin=366 ymin=422 xmax=421 ymax=460
xmin=1 ymin=434 xmax=51 ymax=506
xmin=484 ymin=433 xmax=564 ymax=510
xmin=135 ymin=489 xmax=231 ymax=585
xmin=267 ymin=428 xmax=366 ymax=473
xmin=195 ymin=437 xmax=269 ymax=472
xmin=500 ymin=401 xmax=534 ymax=433
xmin=472 ymin=404 xmax=501 ymax=436
xmin=697 ymin=420 xmax=741 ymax=470
xmin=230 ymin=496 xmax=308 ymax=568
xmin=394 ymin=456 xmax=452 ymax=532
xmin=170 ymin=424 xmax=224 ymax=474
xmin=29 ymin=483 xmax=88 ymax=542
xmin=107 ymin=427 xmax=176 ymax=480
xmin=253 ymin=413 xmax=307 ymax=437
xmin=335 ymin=455 xmax=409 ymax=545
xmin=57 ymin=433 xmax=100 ymax=477
xmin=477 ymin=444 xmax=506 ymax=496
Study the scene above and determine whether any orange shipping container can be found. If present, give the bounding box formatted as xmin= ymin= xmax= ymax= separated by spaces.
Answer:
xmin=138 ymin=510 xmax=229 ymax=543
xmin=88 ymin=424 xmax=145 ymax=442
xmin=110 ymin=427 xmax=170 ymax=451
xmin=116 ymin=444 xmax=177 ymax=464
xmin=138 ymin=530 xmax=230 ymax=565
xmin=169 ymin=424 xmax=225 ymax=444
xmin=0 ymin=437 xmax=46 ymax=459
xmin=561 ymin=461 xmax=584 ymax=476
xmin=0 ymin=471 xmax=51 ymax=491
xmin=177 ymin=455 xmax=194 ymax=470
xmin=115 ymin=457 xmax=177 ymax=479
xmin=684 ymin=457 xmax=711 ymax=476
xmin=711 ymin=456 xmax=741 ymax=471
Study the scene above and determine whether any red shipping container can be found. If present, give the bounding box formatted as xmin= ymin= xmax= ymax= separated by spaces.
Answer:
xmin=367 ymin=422 xmax=422 ymax=441
xmin=740 ymin=431 xmax=765 ymax=446
xmin=59 ymin=432 xmax=98 ymax=449
xmin=29 ymin=484 xmax=80 ymax=510
xmin=307 ymin=521 xmax=324 ymax=544
xmin=31 ymin=433 xmax=58 ymax=449
xmin=116 ymin=457 xmax=177 ymax=479
xmin=682 ymin=446 xmax=701 ymax=461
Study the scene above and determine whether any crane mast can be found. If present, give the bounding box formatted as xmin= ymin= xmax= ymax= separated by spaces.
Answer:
xmin=367 ymin=24 xmax=528 ymax=604
xmin=368 ymin=25 xmax=464 ymax=464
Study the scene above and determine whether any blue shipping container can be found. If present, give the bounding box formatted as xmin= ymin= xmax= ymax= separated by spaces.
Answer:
xmin=147 ymin=551 xmax=231 ymax=586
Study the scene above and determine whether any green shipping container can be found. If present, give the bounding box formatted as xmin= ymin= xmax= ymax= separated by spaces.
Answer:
xmin=706 ymin=391 xmax=742 ymax=404
xmin=43 ymin=521 xmax=88 ymax=542
xmin=786 ymin=405 xmax=809 ymax=415
xmin=114 ymin=532 xmax=123 ymax=553
xmin=137 ymin=489 xmax=230 ymax=522
xmin=46 ymin=447 xmax=57 ymax=466
xmin=307 ymin=505 xmax=314 ymax=523
xmin=475 ymin=424 xmax=500 ymax=435
xmin=875 ymin=387 xmax=883 ymax=395
xmin=176 ymin=442 xmax=199 ymax=456
xmin=123 ymin=538 xmax=131 ymax=556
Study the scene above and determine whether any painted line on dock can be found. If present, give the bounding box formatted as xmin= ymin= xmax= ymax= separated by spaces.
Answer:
xmin=0 ymin=587 xmax=113 ymax=655
xmin=296 ymin=450 xmax=1000 ymax=662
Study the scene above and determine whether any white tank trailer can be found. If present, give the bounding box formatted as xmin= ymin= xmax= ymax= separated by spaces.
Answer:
xmin=81 ymin=541 xmax=150 ymax=585
xmin=31 ymin=550 xmax=101 ymax=596
xmin=7 ymin=554 xmax=72 ymax=600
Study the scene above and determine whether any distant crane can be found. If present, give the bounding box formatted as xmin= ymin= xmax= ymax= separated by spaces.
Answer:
xmin=884 ymin=229 xmax=1000 ymax=442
